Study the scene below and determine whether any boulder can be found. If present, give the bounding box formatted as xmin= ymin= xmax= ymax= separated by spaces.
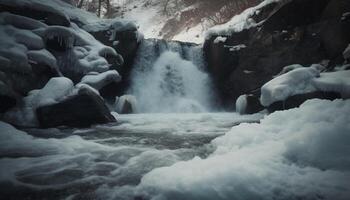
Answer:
xmin=236 ymin=94 xmax=264 ymax=115
xmin=36 ymin=88 xmax=116 ymax=128
xmin=267 ymin=91 xmax=341 ymax=112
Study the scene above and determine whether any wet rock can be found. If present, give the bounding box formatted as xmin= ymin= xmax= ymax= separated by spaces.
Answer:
xmin=267 ymin=91 xmax=341 ymax=112
xmin=236 ymin=94 xmax=264 ymax=115
xmin=36 ymin=88 xmax=116 ymax=128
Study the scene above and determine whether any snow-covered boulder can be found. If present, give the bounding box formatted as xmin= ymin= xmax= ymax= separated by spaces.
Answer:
xmin=115 ymin=95 xmax=137 ymax=114
xmin=3 ymin=76 xmax=115 ymax=127
xmin=37 ymin=87 xmax=116 ymax=128
xmin=236 ymin=94 xmax=264 ymax=115
xmin=260 ymin=67 xmax=320 ymax=107
xmin=260 ymin=65 xmax=349 ymax=111
xmin=3 ymin=77 xmax=74 ymax=127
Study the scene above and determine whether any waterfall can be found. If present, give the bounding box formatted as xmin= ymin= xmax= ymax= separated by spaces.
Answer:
xmin=128 ymin=39 xmax=215 ymax=113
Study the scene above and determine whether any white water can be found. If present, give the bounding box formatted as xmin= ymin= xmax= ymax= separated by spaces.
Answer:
xmin=128 ymin=39 xmax=216 ymax=113
xmin=0 ymin=113 xmax=261 ymax=200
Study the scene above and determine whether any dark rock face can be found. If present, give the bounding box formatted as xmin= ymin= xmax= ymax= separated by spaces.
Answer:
xmin=267 ymin=91 xmax=341 ymax=112
xmin=0 ymin=95 xmax=16 ymax=113
xmin=244 ymin=94 xmax=264 ymax=114
xmin=36 ymin=89 xmax=116 ymax=128
xmin=204 ymin=0 xmax=350 ymax=108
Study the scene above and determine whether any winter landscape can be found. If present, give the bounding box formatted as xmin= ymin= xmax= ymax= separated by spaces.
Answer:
xmin=0 ymin=0 xmax=349 ymax=199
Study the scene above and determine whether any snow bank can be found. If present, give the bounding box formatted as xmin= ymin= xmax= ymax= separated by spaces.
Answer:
xmin=80 ymin=70 xmax=122 ymax=90
xmin=260 ymin=67 xmax=319 ymax=106
xmin=206 ymin=0 xmax=280 ymax=39
xmin=137 ymin=99 xmax=350 ymax=200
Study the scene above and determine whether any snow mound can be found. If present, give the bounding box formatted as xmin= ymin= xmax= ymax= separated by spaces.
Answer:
xmin=137 ymin=99 xmax=350 ymax=200
xmin=260 ymin=67 xmax=320 ymax=107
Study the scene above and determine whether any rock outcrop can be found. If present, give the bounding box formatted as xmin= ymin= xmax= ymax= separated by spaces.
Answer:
xmin=204 ymin=0 xmax=350 ymax=109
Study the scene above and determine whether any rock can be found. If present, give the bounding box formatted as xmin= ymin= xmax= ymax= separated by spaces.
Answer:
xmin=0 ymin=95 xmax=16 ymax=113
xmin=115 ymin=95 xmax=137 ymax=114
xmin=236 ymin=94 xmax=264 ymax=115
xmin=204 ymin=0 xmax=350 ymax=109
xmin=267 ymin=91 xmax=341 ymax=112
xmin=36 ymin=88 xmax=116 ymax=128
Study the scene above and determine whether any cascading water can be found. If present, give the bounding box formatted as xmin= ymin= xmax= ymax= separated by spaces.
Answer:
xmin=128 ymin=39 xmax=216 ymax=113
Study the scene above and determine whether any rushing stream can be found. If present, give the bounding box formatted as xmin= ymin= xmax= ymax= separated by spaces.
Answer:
xmin=0 ymin=113 xmax=262 ymax=199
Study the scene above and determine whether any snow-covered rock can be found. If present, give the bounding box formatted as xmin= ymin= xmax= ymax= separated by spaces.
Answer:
xmin=37 ymin=86 xmax=116 ymax=128
xmin=80 ymin=70 xmax=122 ymax=91
xmin=206 ymin=0 xmax=280 ymax=39
xmin=3 ymin=77 xmax=74 ymax=127
xmin=260 ymin=67 xmax=320 ymax=107
xmin=260 ymin=65 xmax=350 ymax=107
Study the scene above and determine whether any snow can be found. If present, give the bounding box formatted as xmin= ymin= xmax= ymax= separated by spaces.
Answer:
xmin=226 ymin=44 xmax=247 ymax=51
xmin=213 ymin=36 xmax=227 ymax=44
xmin=80 ymin=70 xmax=122 ymax=90
xmin=313 ymin=70 xmax=350 ymax=98
xmin=235 ymin=94 xmax=247 ymax=114
xmin=206 ymin=0 xmax=280 ymax=39
xmin=137 ymin=99 xmax=350 ymax=200
xmin=260 ymin=67 xmax=320 ymax=107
